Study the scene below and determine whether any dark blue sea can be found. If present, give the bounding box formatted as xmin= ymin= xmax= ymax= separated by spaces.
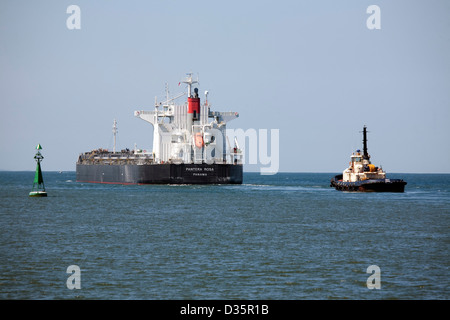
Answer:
xmin=0 ymin=171 xmax=448 ymax=300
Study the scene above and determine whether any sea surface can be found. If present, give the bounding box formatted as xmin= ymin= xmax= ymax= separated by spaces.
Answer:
xmin=0 ymin=171 xmax=448 ymax=300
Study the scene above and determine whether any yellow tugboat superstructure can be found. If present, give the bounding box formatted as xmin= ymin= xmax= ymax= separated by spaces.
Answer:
xmin=343 ymin=150 xmax=385 ymax=182
xmin=331 ymin=126 xmax=406 ymax=192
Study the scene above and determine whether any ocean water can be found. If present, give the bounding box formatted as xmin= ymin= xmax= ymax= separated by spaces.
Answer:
xmin=0 ymin=171 xmax=448 ymax=300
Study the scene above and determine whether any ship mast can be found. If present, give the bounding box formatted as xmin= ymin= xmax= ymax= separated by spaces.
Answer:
xmin=362 ymin=125 xmax=369 ymax=160
xmin=112 ymin=119 xmax=118 ymax=153
xmin=182 ymin=73 xmax=198 ymax=98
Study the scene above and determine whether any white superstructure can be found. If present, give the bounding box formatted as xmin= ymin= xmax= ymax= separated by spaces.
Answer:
xmin=134 ymin=73 xmax=242 ymax=165
xmin=342 ymin=126 xmax=386 ymax=182
xmin=342 ymin=150 xmax=386 ymax=182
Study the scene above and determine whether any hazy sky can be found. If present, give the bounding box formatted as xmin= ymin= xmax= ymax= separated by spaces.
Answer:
xmin=1 ymin=0 xmax=449 ymax=173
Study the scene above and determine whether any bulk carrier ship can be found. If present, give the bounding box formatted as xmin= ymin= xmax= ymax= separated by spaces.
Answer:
xmin=76 ymin=74 xmax=243 ymax=184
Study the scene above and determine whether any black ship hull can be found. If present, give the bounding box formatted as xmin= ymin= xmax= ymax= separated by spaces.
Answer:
xmin=330 ymin=174 xmax=406 ymax=192
xmin=76 ymin=163 xmax=243 ymax=184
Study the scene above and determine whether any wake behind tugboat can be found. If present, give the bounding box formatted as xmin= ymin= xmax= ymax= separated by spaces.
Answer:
xmin=330 ymin=126 xmax=407 ymax=192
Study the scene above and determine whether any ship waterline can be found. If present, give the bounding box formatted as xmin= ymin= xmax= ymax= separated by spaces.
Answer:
xmin=76 ymin=163 xmax=243 ymax=184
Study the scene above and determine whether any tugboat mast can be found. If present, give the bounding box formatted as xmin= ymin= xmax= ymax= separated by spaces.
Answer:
xmin=362 ymin=125 xmax=369 ymax=160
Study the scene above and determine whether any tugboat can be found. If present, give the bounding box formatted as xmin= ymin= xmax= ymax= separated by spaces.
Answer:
xmin=330 ymin=126 xmax=407 ymax=192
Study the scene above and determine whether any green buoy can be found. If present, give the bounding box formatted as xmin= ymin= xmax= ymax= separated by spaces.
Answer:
xmin=29 ymin=144 xmax=47 ymax=197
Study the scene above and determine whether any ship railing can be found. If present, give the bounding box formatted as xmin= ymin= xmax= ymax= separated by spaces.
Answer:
xmin=78 ymin=151 xmax=154 ymax=165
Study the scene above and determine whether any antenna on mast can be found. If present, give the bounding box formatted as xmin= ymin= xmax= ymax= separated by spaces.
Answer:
xmin=182 ymin=73 xmax=199 ymax=97
xmin=112 ymin=119 xmax=118 ymax=153
xmin=165 ymin=82 xmax=169 ymax=105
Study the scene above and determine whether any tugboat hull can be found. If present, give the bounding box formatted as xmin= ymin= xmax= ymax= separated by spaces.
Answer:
xmin=330 ymin=174 xmax=406 ymax=192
